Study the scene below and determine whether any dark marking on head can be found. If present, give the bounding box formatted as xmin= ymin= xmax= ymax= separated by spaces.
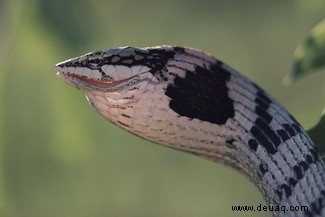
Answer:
xmin=59 ymin=47 xmax=177 ymax=79
xmin=166 ymin=63 xmax=235 ymax=125
xmin=102 ymin=47 xmax=175 ymax=75
xmin=102 ymin=74 xmax=114 ymax=82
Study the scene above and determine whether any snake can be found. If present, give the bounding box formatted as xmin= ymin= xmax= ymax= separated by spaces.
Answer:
xmin=55 ymin=46 xmax=325 ymax=217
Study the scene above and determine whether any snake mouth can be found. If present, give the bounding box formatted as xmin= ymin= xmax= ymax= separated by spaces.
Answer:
xmin=57 ymin=72 xmax=133 ymax=91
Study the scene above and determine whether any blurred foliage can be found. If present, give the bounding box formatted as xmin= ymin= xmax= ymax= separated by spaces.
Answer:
xmin=286 ymin=18 xmax=325 ymax=157
xmin=286 ymin=19 xmax=325 ymax=84
xmin=38 ymin=0 xmax=106 ymax=52
xmin=0 ymin=1 xmax=324 ymax=217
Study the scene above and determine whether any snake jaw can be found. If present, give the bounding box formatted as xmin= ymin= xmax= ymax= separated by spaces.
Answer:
xmin=56 ymin=70 xmax=146 ymax=92
xmin=56 ymin=72 xmax=81 ymax=89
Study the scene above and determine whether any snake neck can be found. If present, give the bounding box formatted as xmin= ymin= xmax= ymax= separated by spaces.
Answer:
xmin=67 ymin=46 xmax=325 ymax=217
xmin=86 ymin=66 xmax=325 ymax=217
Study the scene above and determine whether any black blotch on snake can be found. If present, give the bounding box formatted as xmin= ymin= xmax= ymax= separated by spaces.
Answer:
xmin=166 ymin=63 xmax=235 ymax=125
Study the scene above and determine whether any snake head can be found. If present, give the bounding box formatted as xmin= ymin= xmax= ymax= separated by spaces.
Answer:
xmin=55 ymin=46 xmax=176 ymax=92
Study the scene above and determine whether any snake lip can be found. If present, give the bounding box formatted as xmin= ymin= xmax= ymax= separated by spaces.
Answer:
xmin=57 ymin=72 xmax=138 ymax=91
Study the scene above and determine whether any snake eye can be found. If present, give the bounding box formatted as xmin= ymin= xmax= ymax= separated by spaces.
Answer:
xmin=87 ymin=56 xmax=103 ymax=69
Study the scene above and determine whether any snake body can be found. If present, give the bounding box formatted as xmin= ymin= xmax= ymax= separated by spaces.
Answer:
xmin=56 ymin=46 xmax=325 ymax=217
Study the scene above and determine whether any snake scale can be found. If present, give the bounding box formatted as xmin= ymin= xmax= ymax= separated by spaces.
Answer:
xmin=55 ymin=46 xmax=325 ymax=217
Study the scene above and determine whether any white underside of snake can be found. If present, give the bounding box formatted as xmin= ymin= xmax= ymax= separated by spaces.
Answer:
xmin=55 ymin=46 xmax=325 ymax=217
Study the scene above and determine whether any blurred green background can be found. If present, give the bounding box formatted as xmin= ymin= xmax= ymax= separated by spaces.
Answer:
xmin=1 ymin=1 xmax=325 ymax=217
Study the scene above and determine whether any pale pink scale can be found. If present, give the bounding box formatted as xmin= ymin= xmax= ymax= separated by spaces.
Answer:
xmin=115 ymin=65 xmax=132 ymax=80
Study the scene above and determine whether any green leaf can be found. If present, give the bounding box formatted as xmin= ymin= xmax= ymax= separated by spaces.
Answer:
xmin=308 ymin=108 xmax=325 ymax=159
xmin=284 ymin=19 xmax=325 ymax=84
